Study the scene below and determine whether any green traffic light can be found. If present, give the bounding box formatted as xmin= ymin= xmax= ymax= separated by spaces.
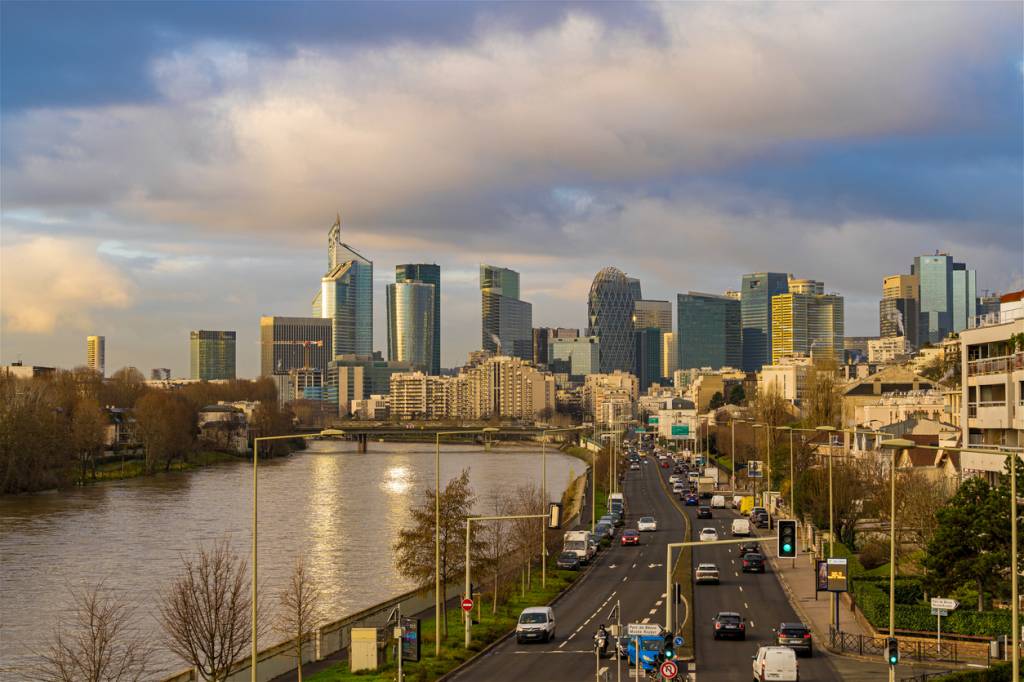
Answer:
xmin=783 ymin=543 xmax=792 ymax=552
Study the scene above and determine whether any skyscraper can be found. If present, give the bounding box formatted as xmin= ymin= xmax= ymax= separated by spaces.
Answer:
xmin=480 ymin=264 xmax=533 ymax=359
xmin=633 ymin=299 xmax=672 ymax=333
xmin=395 ymin=264 xmax=441 ymax=374
xmin=86 ymin=335 xmax=105 ymax=376
xmin=588 ymin=267 xmax=640 ymax=373
xmin=634 ymin=327 xmax=662 ymax=391
xmin=317 ymin=216 xmax=373 ymax=358
xmin=661 ymin=332 xmax=679 ymax=379
xmin=387 ymin=281 xmax=435 ymax=373
xmin=677 ymin=292 xmax=742 ymax=370
xmin=912 ymin=253 xmax=976 ymax=344
xmin=190 ymin=330 xmax=236 ymax=380
xmin=771 ymin=293 xmax=844 ymax=365
xmin=551 ymin=336 xmax=600 ymax=377
xmin=952 ymin=264 xmax=976 ymax=333
xmin=260 ymin=316 xmax=332 ymax=377
xmin=740 ymin=272 xmax=789 ymax=371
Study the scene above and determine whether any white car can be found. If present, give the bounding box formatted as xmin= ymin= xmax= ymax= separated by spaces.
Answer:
xmin=699 ymin=528 xmax=719 ymax=542
xmin=637 ymin=516 xmax=657 ymax=532
xmin=669 ymin=474 xmax=683 ymax=484
xmin=695 ymin=563 xmax=720 ymax=584
xmin=752 ymin=646 xmax=799 ymax=681
xmin=516 ymin=606 xmax=556 ymax=644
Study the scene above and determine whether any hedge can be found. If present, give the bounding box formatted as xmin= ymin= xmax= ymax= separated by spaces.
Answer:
xmin=850 ymin=579 xmax=1013 ymax=637
xmin=932 ymin=662 xmax=1015 ymax=681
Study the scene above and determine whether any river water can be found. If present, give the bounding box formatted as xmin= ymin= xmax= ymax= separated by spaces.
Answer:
xmin=0 ymin=441 xmax=583 ymax=676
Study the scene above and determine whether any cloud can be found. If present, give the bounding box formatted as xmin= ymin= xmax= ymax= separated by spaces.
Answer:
xmin=1 ymin=235 xmax=137 ymax=333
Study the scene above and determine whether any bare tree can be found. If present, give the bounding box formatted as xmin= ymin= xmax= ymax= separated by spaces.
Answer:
xmin=160 ymin=540 xmax=259 ymax=681
xmin=478 ymin=492 xmax=514 ymax=614
xmin=32 ymin=582 xmax=157 ymax=682
xmin=72 ymin=398 xmax=107 ymax=482
xmin=275 ymin=557 xmax=323 ymax=682
xmin=804 ymin=359 xmax=843 ymax=428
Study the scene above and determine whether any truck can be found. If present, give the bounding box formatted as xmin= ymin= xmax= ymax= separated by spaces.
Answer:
xmin=697 ymin=477 xmax=716 ymax=496
xmin=608 ymin=492 xmax=625 ymax=516
xmin=562 ymin=530 xmax=594 ymax=563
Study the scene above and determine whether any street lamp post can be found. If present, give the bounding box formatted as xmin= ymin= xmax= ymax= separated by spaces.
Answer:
xmin=815 ymin=425 xmax=838 ymax=634
xmin=880 ymin=439 xmax=914 ymax=682
xmin=434 ymin=428 xmax=499 ymax=657
xmin=251 ymin=428 xmax=344 ymax=682
xmin=540 ymin=427 xmax=585 ymax=589
xmin=730 ymin=418 xmax=737 ymax=491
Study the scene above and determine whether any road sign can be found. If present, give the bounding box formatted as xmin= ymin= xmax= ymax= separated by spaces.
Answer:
xmin=930 ymin=598 xmax=959 ymax=611
xmin=673 ymin=636 xmax=685 ymax=648
xmin=626 ymin=623 xmax=661 ymax=636
xmin=747 ymin=460 xmax=763 ymax=478
xmin=931 ymin=609 xmax=949 ymax=617
xmin=461 ymin=598 xmax=473 ymax=612
xmin=659 ymin=660 xmax=679 ymax=679
xmin=670 ymin=424 xmax=690 ymax=439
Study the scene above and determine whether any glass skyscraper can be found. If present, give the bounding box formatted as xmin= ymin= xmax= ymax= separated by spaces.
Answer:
xmin=634 ymin=327 xmax=662 ymax=391
xmin=395 ymin=264 xmax=441 ymax=374
xmin=480 ymin=264 xmax=533 ymax=359
xmin=633 ymin=299 xmax=672 ymax=333
xmin=588 ymin=267 xmax=640 ymax=373
xmin=551 ymin=336 xmax=599 ymax=377
xmin=677 ymin=292 xmax=741 ymax=370
xmin=740 ymin=272 xmax=789 ymax=371
xmin=317 ymin=217 xmax=373 ymax=358
xmin=771 ymin=293 xmax=844 ymax=365
xmin=387 ymin=281 xmax=435 ymax=373
xmin=259 ymin=316 xmax=332 ymax=376
xmin=912 ymin=254 xmax=976 ymax=343
xmin=190 ymin=330 xmax=236 ymax=380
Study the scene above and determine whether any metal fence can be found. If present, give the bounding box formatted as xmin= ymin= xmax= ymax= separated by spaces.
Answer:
xmin=828 ymin=627 xmax=968 ymax=664
xmin=898 ymin=672 xmax=953 ymax=682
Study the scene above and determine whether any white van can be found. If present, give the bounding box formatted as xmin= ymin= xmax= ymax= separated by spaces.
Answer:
xmin=752 ymin=646 xmax=798 ymax=681
xmin=562 ymin=530 xmax=593 ymax=563
xmin=731 ymin=518 xmax=751 ymax=536
xmin=710 ymin=495 xmax=726 ymax=509
xmin=516 ymin=606 xmax=556 ymax=644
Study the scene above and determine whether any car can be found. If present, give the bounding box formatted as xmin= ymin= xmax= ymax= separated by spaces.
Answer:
xmin=630 ymin=462 xmax=640 ymax=470
xmin=556 ymin=551 xmax=581 ymax=570
xmin=516 ymin=606 xmax=556 ymax=643
xmin=731 ymin=518 xmax=751 ymax=536
xmin=661 ymin=460 xmax=670 ymax=468
xmin=672 ymin=482 xmax=687 ymax=494
xmin=685 ymin=494 xmax=699 ymax=506
xmin=742 ymin=552 xmax=766 ymax=573
xmin=599 ymin=514 xmax=614 ymax=526
xmin=695 ymin=563 xmax=720 ymax=584
xmin=738 ymin=542 xmax=761 ymax=557
xmin=699 ymin=528 xmax=719 ymax=542
xmin=753 ymin=511 xmax=770 ymax=529
xmin=749 ymin=507 xmax=767 ymax=520
xmin=697 ymin=506 xmax=713 ymax=519
xmin=669 ymin=474 xmax=683 ymax=484
xmin=637 ymin=516 xmax=657 ymax=532
xmin=620 ymin=529 xmax=640 ymax=546
xmin=774 ymin=622 xmax=813 ymax=657
xmin=595 ymin=521 xmax=614 ymax=540
xmin=752 ymin=646 xmax=799 ymax=681
xmin=712 ymin=611 xmax=745 ymax=640
xmin=710 ymin=495 xmax=726 ymax=508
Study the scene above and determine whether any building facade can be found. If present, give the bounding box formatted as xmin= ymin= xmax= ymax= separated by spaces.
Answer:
xmin=634 ymin=327 xmax=662 ymax=392
xmin=386 ymin=281 xmax=435 ymax=373
xmin=879 ymin=297 xmax=920 ymax=348
xmin=740 ymin=272 xmax=789 ymax=371
xmin=677 ymin=292 xmax=742 ymax=370
xmin=787 ymin=277 xmax=824 ymax=295
xmin=480 ymin=264 xmax=533 ymax=359
xmin=633 ymin=299 xmax=672 ymax=333
xmin=86 ymin=335 xmax=105 ymax=376
xmin=327 ymin=354 xmax=411 ymax=417
xmin=588 ymin=267 xmax=640 ymax=374
xmin=190 ymin=330 xmax=236 ymax=380
xmin=584 ymin=371 xmax=639 ymax=424
xmin=913 ymin=253 xmax=976 ymax=344
xmin=758 ymin=355 xmax=812 ymax=404
xmin=260 ymin=316 xmax=332 ymax=377
xmin=771 ymin=292 xmax=844 ymax=365
xmin=551 ymin=336 xmax=600 ymax=377
xmin=868 ymin=336 xmax=910 ymax=364
xmin=661 ymin=332 xmax=679 ymax=380
xmin=395 ymin=264 xmax=441 ymax=374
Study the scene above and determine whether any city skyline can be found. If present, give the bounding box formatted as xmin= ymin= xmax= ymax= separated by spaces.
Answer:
xmin=2 ymin=2 xmax=1022 ymax=376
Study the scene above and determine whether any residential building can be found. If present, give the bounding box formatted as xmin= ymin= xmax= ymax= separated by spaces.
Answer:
xmin=912 ymin=347 xmax=945 ymax=374
xmin=389 ymin=371 xmax=454 ymax=420
xmin=976 ymin=292 xmax=1002 ymax=319
xmin=86 ymin=335 xmax=105 ymax=377
xmin=868 ymin=336 xmax=910 ymax=364
xmin=350 ymin=394 xmax=389 ymax=420
xmin=841 ymin=366 xmax=940 ymax=427
xmin=588 ymin=267 xmax=640 ymax=373
xmin=386 ymin=281 xmax=435 ymax=373
xmin=685 ymin=371 xmax=745 ymax=413
xmin=480 ymin=264 xmax=533 ymax=359
xmin=677 ymin=292 xmax=741 ymax=370
xmin=327 ymin=354 xmax=411 ymax=417
xmin=197 ymin=403 xmax=249 ymax=453
xmin=260 ymin=316 xmax=332 ymax=377
xmin=661 ymin=332 xmax=679 ymax=380
xmin=584 ymin=371 xmax=639 ymax=424
xmin=758 ymin=355 xmax=812 ymax=404
xmin=859 ymin=390 xmax=948 ymax=429
xmin=740 ymin=272 xmax=789 ymax=371
xmin=657 ymin=398 xmax=698 ymax=446
xmin=551 ymin=336 xmax=600 ymax=378
xmin=912 ymin=253 xmax=976 ymax=344
xmin=770 ymin=292 xmax=844 ymax=365
xmin=395 ymin=264 xmax=441 ymax=374
xmin=190 ymin=330 xmax=236 ymax=380
xmin=634 ymin=327 xmax=662 ymax=392
xmin=2 ymin=362 xmax=56 ymax=379
xmin=633 ymin=299 xmax=672 ymax=333
xmin=959 ymin=290 xmax=1024 ymax=448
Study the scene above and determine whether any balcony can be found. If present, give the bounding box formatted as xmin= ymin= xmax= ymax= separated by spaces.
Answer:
xmin=967 ymin=352 xmax=1024 ymax=377
xmin=968 ymin=307 xmax=1024 ymax=329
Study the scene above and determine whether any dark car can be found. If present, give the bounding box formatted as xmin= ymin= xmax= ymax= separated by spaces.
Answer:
xmin=774 ymin=622 xmax=813 ymax=656
xmin=696 ymin=506 xmax=712 ymax=519
xmin=620 ymin=529 xmax=640 ymax=546
xmin=684 ymin=494 xmax=699 ymax=506
xmin=738 ymin=542 xmax=761 ymax=557
xmin=742 ymin=552 xmax=766 ymax=573
xmin=595 ymin=521 xmax=614 ymax=541
xmin=712 ymin=611 xmax=745 ymax=640
xmin=556 ymin=551 xmax=581 ymax=570
xmin=752 ymin=511 xmax=770 ymax=528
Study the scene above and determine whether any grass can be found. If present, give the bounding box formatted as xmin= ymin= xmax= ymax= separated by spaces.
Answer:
xmin=306 ymin=568 xmax=581 ymax=681
xmin=84 ymin=450 xmax=241 ymax=483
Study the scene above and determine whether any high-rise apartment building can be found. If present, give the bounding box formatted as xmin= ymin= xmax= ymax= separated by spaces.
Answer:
xmin=260 ymin=316 xmax=332 ymax=377
xmin=740 ymin=272 xmax=789 ymax=371
xmin=633 ymin=299 xmax=672 ymax=333
xmin=327 ymin=354 xmax=411 ymax=416
xmin=190 ymin=330 xmax=236 ymax=380
xmin=480 ymin=264 xmax=533 ymax=359
xmin=588 ymin=267 xmax=640 ymax=374
xmin=661 ymin=332 xmax=679 ymax=380
xmin=86 ymin=335 xmax=105 ymax=376
xmin=770 ymin=293 xmax=844 ymax=365
xmin=315 ymin=216 xmax=373 ymax=358
xmin=395 ymin=264 xmax=441 ymax=374
xmin=912 ymin=253 xmax=976 ymax=344
xmin=387 ymin=281 xmax=435 ymax=373
xmin=634 ymin=327 xmax=662 ymax=391
xmin=677 ymin=292 xmax=742 ymax=370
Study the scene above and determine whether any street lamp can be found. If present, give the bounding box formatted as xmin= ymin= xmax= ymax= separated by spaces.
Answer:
xmin=540 ymin=426 xmax=586 ymax=588
xmin=752 ymin=423 xmax=771 ymax=525
xmin=251 ymin=428 xmax=344 ymax=681
xmin=880 ymin=438 xmax=914 ymax=682
xmin=434 ymin=427 xmax=499 ymax=656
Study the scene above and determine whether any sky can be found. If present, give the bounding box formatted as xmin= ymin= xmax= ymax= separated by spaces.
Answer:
xmin=2 ymin=1 xmax=1022 ymax=377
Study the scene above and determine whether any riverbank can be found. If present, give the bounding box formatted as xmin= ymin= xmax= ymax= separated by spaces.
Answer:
xmin=83 ymin=449 xmax=243 ymax=483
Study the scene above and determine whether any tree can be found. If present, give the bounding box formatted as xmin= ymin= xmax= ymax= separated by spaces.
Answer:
xmin=32 ymin=582 xmax=157 ymax=682
xmin=898 ymin=469 xmax=949 ymax=551
xmin=393 ymin=469 xmax=480 ymax=638
xmin=134 ymin=392 xmax=196 ymax=472
xmin=796 ymin=456 xmax=872 ymax=548
xmin=708 ymin=392 xmax=725 ymax=410
xmin=726 ymin=383 xmax=745 ymax=405
xmin=160 ymin=540 xmax=259 ymax=681
xmin=276 ymin=557 xmax=323 ymax=682
xmin=477 ymin=492 xmax=514 ymax=614
xmin=103 ymin=367 xmax=148 ymax=409
xmin=804 ymin=360 xmax=842 ymax=428
xmin=251 ymin=401 xmax=295 ymax=457
xmin=71 ymin=398 xmax=107 ymax=482
xmin=0 ymin=373 xmax=73 ymax=493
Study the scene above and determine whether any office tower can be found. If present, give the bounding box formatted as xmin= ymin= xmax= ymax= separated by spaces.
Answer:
xmin=879 ymin=298 xmax=919 ymax=348
xmin=387 ymin=281 xmax=435 ymax=373
xmin=551 ymin=336 xmax=600 ymax=377
xmin=634 ymin=327 xmax=662 ymax=391
xmin=677 ymin=292 xmax=742 ymax=370
xmin=316 ymin=216 xmax=373 ymax=358
xmin=260 ymin=316 xmax=333 ymax=377
xmin=787 ymin=277 xmax=824 ymax=295
xmin=395 ymin=264 xmax=441 ymax=374
xmin=86 ymin=335 xmax=105 ymax=376
xmin=882 ymin=274 xmax=918 ymax=300
xmin=480 ymin=264 xmax=533 ymax=359
xmin=771 ymin=293 xmax=844 ymax=365
xmin=952 ymin=264 xmax=976 ymax=333
xmin=588 ymin=267 xmax=640 ymax=373
xmin=740 ymin=272 xmax=789 ymax=371
xmin=532 ymin=328 xmax=550 ymax=368
xmin=661 ymin=332 xmax=679 ymax=379
xmin=633 ymin=299 xmax=672 ymax=333
xmin=190 ymin=330 xmax=236 ymax=380
xmin=912 ymin=253 xmax=976 ymax=344
xmin=150 ymin=368 xmax=171 ymax=380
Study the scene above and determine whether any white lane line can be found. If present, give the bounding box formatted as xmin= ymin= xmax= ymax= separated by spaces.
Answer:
xmin=641 ymin=617 xmax=650 ymax=624
xmin=648 ymin=608 xmax=657 ymax=615
xmin=750 ymin=620 xmax=755 ymax=628
xmin=734 ymin=572 xmax=739 ymax=577
xmin=622 ymin=576 xmax=628 ymax=582
xmin=655 ymin=600 xmax=663 ymax=607
xmin=744 ymin=602 xmax=749 ymax=609
xmin=558 ymin=640 xmax=568 ymax=649
xmin=738 ymin=586 xmax=743 ymax=592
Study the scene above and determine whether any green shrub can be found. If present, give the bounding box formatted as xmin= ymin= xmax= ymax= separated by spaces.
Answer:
xmin=933 ymin=662 xmax=1014 ymax=681
xmin=858 ymin=540 xmax=888 ymax=570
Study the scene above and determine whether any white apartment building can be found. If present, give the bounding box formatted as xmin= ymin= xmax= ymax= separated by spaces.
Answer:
xmin=584 ymin=371 xmax=639 ymax=424
xmin=859 ymin=390 xmax=947 ymax=428
xmin=758 ymin=354 xmax=812 ymax=404
xmin=868 ymin=336 xmax=910 ymax=363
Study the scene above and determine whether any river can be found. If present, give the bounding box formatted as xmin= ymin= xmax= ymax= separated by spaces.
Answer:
xmin=0 ymin=441 xmax=584 ymax=676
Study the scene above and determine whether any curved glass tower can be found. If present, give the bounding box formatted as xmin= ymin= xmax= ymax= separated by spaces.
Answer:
xmin=387 ymin=282 xmax=435 ymax=373
xmin=395 ymin=264 xmax=441 ymax=374
xmin=588 ymin=267 xmax=640 ymax=373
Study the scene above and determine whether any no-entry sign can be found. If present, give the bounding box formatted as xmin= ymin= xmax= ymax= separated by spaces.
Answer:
xmin=659 ymin=660 xmax=679 ymax=679
xmin=461 ymin=598 xmax=474 ymax=612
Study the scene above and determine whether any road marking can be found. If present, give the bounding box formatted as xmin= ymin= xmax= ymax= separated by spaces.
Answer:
xmin=655 ymin=600 xmax=663 ymax=607
xmin=734 ymin=572 xmax=739 ymax=577
xmin=558 ymin=640 xmax=568 ymax=649
xmin=622 ymin=576 xmax=628 ymax=582
xmin=609 ymin=564 xmax=618 ymax=569
xmin=744 ymin=602 xmax=749 ymax=609
xmin=738 ymin=586 xmax=743 ymax=592
xmin=647 ymin=563 xmax=663 ymax=568
xmin=649 ymin=608 xmax=657 ymax=615
xmin=641 ymin=617 xmax=650 ymax=624
xmin=750 ymin=620 xmax=755 ymax=628
xmin=631 ymin=562 xmax=637 ymax=568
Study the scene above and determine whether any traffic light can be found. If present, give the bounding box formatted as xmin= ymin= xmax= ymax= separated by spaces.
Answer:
xmin=886 ymin=637 xmax=899 ymax=666
xmin=662 ymin=633 xmax=675 ymax=661
xmin=778 ymin=519 xmax=797 ymax=558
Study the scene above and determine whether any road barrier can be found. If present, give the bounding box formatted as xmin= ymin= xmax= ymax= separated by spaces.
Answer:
xmin=828 ymin=626 xmax=998 ymax=666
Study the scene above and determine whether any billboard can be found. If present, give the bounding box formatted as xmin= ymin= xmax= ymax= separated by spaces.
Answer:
xmin=826 ymin=558 xmax=849 ymax=592
xmin=401 ymin=617 xmax=421 ymax=661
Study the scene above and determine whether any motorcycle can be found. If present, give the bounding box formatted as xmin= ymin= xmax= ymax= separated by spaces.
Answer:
xmin=594 ymin=627 xmax=609 ymax=658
